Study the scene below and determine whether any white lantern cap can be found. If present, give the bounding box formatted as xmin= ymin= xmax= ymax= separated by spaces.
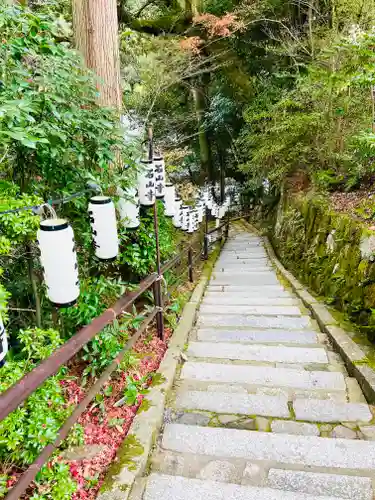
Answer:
xmin=89 ymin=196 xmax=119 ymax=261
xmin=181 ymin=205 xmax=189 ymax=231
xmin=154 ymin=155 xmax=166 ymax=199
xmin=173 ymin=197 xmax=182 ymax=228
xmin=37 ymin=219 xmax=80 ymax=308
xmin=139 ymin=159 xmax=155 ymax=206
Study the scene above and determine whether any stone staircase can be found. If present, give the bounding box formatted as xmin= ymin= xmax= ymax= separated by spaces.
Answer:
xmin=138 ymin=227 xmax=375 ymax=500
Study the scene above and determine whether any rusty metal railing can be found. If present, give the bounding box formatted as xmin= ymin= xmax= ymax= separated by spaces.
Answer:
xmin=0 ymin=206 xmax=247 ymax=499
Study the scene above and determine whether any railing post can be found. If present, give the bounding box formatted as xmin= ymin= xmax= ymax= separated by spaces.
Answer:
xmin=188 ymin=247 xmax=194 ymax=282
xmin=148 ymin=125 xmax=164 ymax=341
xmin=203 ymin=205 xmax=209 ymax=260
xmin=225 ymin=210 xmax=230 ymax=239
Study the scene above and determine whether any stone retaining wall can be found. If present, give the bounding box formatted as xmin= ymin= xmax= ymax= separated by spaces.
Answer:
xmin=270 ymin=193 xmax=375 ymax=339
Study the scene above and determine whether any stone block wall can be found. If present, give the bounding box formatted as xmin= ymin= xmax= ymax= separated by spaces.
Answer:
xmin=271 ymin=193 xmax=375 ymax=338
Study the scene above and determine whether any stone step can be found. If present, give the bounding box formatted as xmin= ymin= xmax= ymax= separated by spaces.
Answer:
xmin=175 ymin=390 xmax=290 ymax=418
xmin=196 ymin=328 xmax=318 ymax=345
xmin=293 ymin=398 xmax=372 ymax=423
xmin=214 ymin=268 xmax=274 ymax=273
xmin=187 ymin=342 xmax=328 ymax=364
xmin=181 ymin=362 xmax=346 ymax=391
xmin=199 ymin=304 xmax=302 ymax=316
xmin=202 ymin=296 xmax=299 ymax=306
xmin=267 ymin=469 xmax=373 ymax=500
xmin=207 ymin=284 xmax=287 ymax=292
xmin=198 ymin=314 xmax=312 ymax=330
xmin=216 ymin=257 xmax=269 ymax=264
xmin=162 ymin=424 xmax=375 ymax=472
xmin=211 ymin=274 xmax=279 ymax=285
xmin=143 ymin=474 xmax=345 ymax=500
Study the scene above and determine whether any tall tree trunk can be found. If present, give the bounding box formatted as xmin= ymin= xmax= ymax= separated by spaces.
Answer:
xmin=72 ymin=0 xmax=122 ymax=109
xmin=191 ymin=86 xmax=213 ymax=179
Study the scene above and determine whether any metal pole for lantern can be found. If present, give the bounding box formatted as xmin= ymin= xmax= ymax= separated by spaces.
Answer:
xmin=147 ymin=126 xmax=164 ymax=340
xmin=203 ymin=205 xmax=209 ymax=260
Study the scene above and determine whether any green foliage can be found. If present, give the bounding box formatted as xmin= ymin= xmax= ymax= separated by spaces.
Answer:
xmin=0 ymin=327 xmax=83 ymax=469
xmin=238 ymin=29 xmax=375 ymax=191
xmin=123 ymin=375 xmax=149 ymax=406
xmin=119 ymin=203 xmax=176 ymax=277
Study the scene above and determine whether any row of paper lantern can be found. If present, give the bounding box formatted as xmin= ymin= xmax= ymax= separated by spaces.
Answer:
xmin=36 ymin=158 xmax=233 ymax=309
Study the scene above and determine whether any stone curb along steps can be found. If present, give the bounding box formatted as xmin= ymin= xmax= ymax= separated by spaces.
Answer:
xmin=113 ymin=224 xmax=375 ymax=500
xmin=241 ymin=219 xmax=375 ymax=405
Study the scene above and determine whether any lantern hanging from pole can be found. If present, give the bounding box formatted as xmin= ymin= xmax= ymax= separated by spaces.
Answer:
xmin=164 ymin=183 xmax=176 ymax=217
xmin=37 ymin=219 xmax=80 ymax=308
xmin=181 ymin=205 xmax=189 ymax=231
xmin=117 ymin=187 xmax=140 ymax=229
xmin=0 ymin=314 xmax=8 ymax=367
xmin=89 ymin=196 xmax=119 ymax=261
xmin=154 ymin=155 xmax=166 ymax=199
xmin=139 ymin=159 xmax=155 ymax=206
xmin=173 ymin=197 xmax=182 ymax=228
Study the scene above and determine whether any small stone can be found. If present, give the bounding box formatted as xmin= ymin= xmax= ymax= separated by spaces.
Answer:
xmin=342 ymin=422 xmax=358 ymax=430
xmin=271 ymin=420 xmax=319 ymax=436
xmin=320 ymin=424 xmax=333 ymax=432
xmin=359 ymin=425 xmax=375 ymax=441
xmin=176 ymin=412 xmax=210 ymax=426
xmin=218 ymin=414 xmax=240 ymax=425
xmin=241 ymin=462 xmax=266 ymax=486
xmin=332 ymin=425 xmax=358 ymax=439
xmin=231 ymin=418 xmax=256 ymax=430
xmin=198 ymin=460 xmax=239 ymax=483
xmin=255 ymin=417 xmax=270 ymax=432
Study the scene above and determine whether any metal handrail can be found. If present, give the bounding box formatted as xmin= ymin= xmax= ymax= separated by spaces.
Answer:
xmin=1 ymin=206 xmax=247 ymax=499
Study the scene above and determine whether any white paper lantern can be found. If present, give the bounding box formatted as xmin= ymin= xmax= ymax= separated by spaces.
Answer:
xmin=154 ymin=155 xmax=166 ymax=199
xmin=181 ymin=205 xmax=189 ymax=231
xmin=173 ymin=197 xmax=182 ymax=228
xmin=192 ymin=209 xmax=199 ymax=231
xmin=0 ymin=314 xmax=8 ymax=367
xmin=37 ymin=219 xmax=80 ymax=307
xmin=139 ymin=159 xmax=155 ymax=206
xmin=117 ymin=186 xmax=140 ymax=229
xmin=89 ymin=196 xmax=119 ymax=261
xmin=164 ymin=183 xmax=176 ymax=217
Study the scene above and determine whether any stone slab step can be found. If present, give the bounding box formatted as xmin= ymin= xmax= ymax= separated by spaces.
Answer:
xmin=211 ymin=274 xmax=279 ymax=285
xmin=214 ymin=268 xmax=274 ymax=273
xmin=199 ymin=304 xmax=302 ymax=316
xmin=196 ymin=328 xmax=318 ymax=345
xmin=162 ymin=424 xmax=375 ymax=472
xmin=202 ymin=296 xmax=299 ymax=306
xmin=294 ymin=398 xmax=372 ymax=423
xmin=187 ymin=342 xmax=328 ymax=364
xmin=216 ymin=257 xmax=269 ymax=264
xmin=175 ymin=390 xmax=290 ymax=417
xmin=207 ymin=281 xmax=290 ymax=295
xmin=267 ymin=469 xmax=373 ymax=500
xmin=144 ymin=474 xmax=344 ymax=500
xmin=198 ymin=314 xmax=312 ymax=330
xmin=181 ymin=362 xmax=346 ymax=391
